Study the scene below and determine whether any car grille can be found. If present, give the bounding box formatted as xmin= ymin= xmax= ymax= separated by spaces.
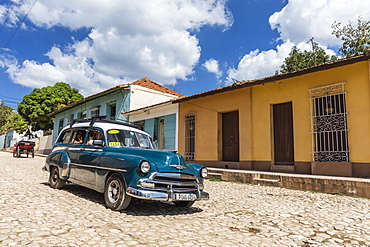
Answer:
xmin=142 ymin=172 xmax=199 ymax=193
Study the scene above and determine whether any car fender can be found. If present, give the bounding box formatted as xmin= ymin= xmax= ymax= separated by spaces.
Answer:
xmin=187 ymin=162 xmax=206 ymax=183
xmin=95 ymin=151 xmax=157 ymax=192
xmin=46 ymin=150 xmax=71 ymax=180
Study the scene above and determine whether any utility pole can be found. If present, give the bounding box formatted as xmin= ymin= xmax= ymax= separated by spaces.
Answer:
xmin=307 ymin=37 xmax=316 ymax=66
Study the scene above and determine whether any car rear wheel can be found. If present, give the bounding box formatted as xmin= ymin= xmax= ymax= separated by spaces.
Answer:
xmin=173 ymin=201 xmax=195 ymax=207
xmin=104 ymin=174 xmax=131 ymax=211
xmin=49 ymin=166 xmax=66 ymax=189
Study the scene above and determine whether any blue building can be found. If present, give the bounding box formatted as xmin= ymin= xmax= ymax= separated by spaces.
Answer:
xmin=122 ymin=100 xmax=179 ymax=151
xmin=49 ymin=78 xmax=183 ymax=143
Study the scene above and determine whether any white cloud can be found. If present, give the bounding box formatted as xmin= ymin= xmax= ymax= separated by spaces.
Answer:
xmin=227 ymin=0 xmax=370 ymax=84
xmin=2 ymin=0 xmax=233 ymax=95
xmin=227 ymin=41 xmax=293 ymax=83
xmin=203 ymin=58 xmax=222 ymax=76
xmin=269 ymin=0 xmax=370 ymax=47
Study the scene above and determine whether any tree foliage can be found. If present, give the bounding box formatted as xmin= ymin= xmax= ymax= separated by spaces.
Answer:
xmin=278 ymin=41 xmax=337 ymax=74
xmin=18 ymin=82 xmax=83 ymax=132
xmin=0 ymin=102 xmax=15 ymax=133
xmin=11 ymin=113 xmax=29 ymax=134
xmin=332 ymin=16 xmax=370 ymax=58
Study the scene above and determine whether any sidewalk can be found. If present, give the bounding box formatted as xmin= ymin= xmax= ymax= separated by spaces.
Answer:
xmin=207 ymin=167 xmax=370 ymax=199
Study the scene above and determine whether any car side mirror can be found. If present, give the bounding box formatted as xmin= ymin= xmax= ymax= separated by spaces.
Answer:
xmin=93 ymin=140 xmax=104 ymax=146
xmin=153 ymin=140 xmax=158 ymax=149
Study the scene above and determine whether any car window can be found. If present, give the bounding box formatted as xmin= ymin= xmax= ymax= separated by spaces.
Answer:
xmin=107 ymin=129 xmax=153 ymax=149
xmin=57 ymin=130 xmax=73 ymax=144
xmin=87 ymin=129 xmax=104 ymax=146
xmin=71 ymin=130 xmax=86 ymax=144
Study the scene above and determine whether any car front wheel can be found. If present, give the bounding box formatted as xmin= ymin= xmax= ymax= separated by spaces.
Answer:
xmin=49 ymin=166 xmax=66 ymax=189
xmin=104 ymin=174 xmax=131 ymax=211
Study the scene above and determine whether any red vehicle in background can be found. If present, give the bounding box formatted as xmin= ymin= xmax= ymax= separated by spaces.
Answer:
xmin=13 ymin=141 xmax=35 ymax=158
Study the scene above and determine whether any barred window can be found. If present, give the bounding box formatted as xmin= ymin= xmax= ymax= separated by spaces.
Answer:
xmin=184 ymin=113 xmax=196 ymax=161
xmin=89 ymin=106 xmax=100 ymax=117
xmin=309 ymin=83 xmax=349 ymax=162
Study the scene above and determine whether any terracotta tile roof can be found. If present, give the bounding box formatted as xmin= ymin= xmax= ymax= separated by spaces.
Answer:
xmin=130 ymin=78 xmax=184 ymax=97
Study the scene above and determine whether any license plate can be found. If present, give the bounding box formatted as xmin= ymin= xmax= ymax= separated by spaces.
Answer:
xmin=175 ymin=193 xmax=197 ymax=201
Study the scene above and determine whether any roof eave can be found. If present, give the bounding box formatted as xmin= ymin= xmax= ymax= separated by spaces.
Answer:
xmin=48 ymin=85 xmax=129 ymax=117
xmin=173 ymin=54 xmax=370 ymax=103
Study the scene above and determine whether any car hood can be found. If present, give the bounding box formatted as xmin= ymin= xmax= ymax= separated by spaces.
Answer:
xmin=106 ymin=147 xmax=197 ymax=174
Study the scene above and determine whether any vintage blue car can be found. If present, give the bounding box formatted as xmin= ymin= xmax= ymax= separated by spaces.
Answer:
xmin=43 ymin=117 xmax=209 ymax=210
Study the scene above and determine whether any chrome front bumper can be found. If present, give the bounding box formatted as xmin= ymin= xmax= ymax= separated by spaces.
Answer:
xmin=126 ymin=187 xmax=209 ymax=201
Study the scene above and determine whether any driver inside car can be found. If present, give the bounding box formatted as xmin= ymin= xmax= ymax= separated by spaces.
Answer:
xmin=73 ymin=132 xmax=84 ymax=144
xmin=87 ymin=131 xmax=103 ymax=145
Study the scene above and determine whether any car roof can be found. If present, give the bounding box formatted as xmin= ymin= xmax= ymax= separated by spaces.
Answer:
xmin=61 ymin=121 xmax=150 ymax=136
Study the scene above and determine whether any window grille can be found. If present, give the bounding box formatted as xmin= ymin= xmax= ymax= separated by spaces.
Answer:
xmin=89 ymin=106 xmax=100 ymax=117
xmin=184 ymin=113 xmax=196 ymax=161
xmin=107 ymin=102 xmax=116 ymax=120
xmin=58 ymin=119 xmax=64 ymax=133
xmin=79 ymin=110 xmax=87 ymax=118
xmin=309 ymin=83 xmax=349 ymax=162
xmin=66 ymin=115 xmax=74 ymax=126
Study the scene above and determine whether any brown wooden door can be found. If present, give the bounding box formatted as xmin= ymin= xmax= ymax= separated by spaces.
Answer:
xmin=273 ymin=102 xmax=294 ymax=165
xmin=222 ymin=111 xmax=239 ymax=162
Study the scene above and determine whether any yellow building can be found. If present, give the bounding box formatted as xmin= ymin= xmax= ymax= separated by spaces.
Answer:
xmin=174 ymin=52 xmax=370 ymax=177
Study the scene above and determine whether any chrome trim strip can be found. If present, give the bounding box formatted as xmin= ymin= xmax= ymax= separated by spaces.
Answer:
xmin=149 ymin=172 xmax=199 ymax=181
xmin=139 ymin=178 xmax=197 ymax=187
xmin=72 ymin=163 xmax=127 ymax=173
xmin=169 ymin=165 xmax=186 ymax=170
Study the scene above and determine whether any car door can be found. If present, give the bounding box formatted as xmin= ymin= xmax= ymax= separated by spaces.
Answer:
xmin=67 ymin=129 xmax=88 ymax=180
xmin=76 ymin=128 xmax=104 ymax=188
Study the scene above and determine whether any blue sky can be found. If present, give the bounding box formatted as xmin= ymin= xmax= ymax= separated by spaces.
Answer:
xmin=0 ymin=0 xmax=369 ymax=109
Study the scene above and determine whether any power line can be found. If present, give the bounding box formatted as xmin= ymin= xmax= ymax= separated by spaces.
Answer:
xmin=0 ymin=0 xmax=19 ymax=33
xmin=0 ymin=94 xmax=22 ymax=101
xmin=1 ymin=0 xmax=38 ymax=54
xmin=0 ymin=98 xmax=20 ymax=105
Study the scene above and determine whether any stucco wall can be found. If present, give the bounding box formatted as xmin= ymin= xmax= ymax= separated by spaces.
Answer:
xmin=0 ymin=135 xmax=5 ymax=149
xmin=251 ymin=61 xmax=370 ymax=164
xmin=178 ymin=60 xmax=370 ymax=176
xmin=178 ymin=87 xmax=252 ymax=162
xmin=129 ymin=85 xmax=178 ymax=110
xmin=127 ymin=103 xmax=179 ymax=151
xmin=29 ymin=135 xmax=53 ymax=155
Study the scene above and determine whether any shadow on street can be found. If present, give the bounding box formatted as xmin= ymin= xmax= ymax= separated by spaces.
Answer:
xmin=41 ymin=182 xmax=203 ymax=216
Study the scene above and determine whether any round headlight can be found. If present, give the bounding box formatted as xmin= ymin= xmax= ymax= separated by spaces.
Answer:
xmin=139 ymin=161 xmax=151 ymax=174
xmin=200 ymin=167 xmax=208 ymax=178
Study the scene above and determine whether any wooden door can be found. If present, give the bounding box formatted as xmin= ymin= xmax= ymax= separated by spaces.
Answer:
xmin=273 ymin=102 xmax=294 ymax=165
xmin=222 ymin=111 xmax=239 ymax=162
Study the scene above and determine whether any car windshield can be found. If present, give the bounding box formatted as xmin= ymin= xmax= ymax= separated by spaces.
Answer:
xmin=106 ymin=129 xmax=154 ymax=149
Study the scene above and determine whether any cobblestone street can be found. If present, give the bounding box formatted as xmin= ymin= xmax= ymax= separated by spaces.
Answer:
xmin=1 ymin=151 xmax=370 ymax=246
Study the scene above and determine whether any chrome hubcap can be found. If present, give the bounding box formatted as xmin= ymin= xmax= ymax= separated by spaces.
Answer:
xmin=52 ymin=170 xmax=58 ymax=183
xmin=108 ymin=180 xmax=120 ymax=203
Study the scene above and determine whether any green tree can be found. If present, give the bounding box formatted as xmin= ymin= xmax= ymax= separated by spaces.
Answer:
xmin=11 ymin=113 xmax=29 ymax=134
xmin=332 ymin=17 xmax=370 ymax=58
xmin=278 ymin=41 xmax=337 ymax=74
xmin=0 ymin=102 xmax=15 ymax=133
xmin=18 ymin=82 xmax=83 ymax=133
